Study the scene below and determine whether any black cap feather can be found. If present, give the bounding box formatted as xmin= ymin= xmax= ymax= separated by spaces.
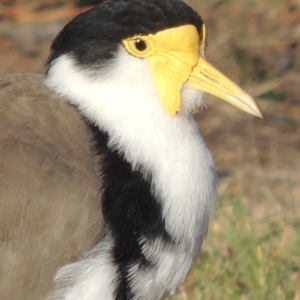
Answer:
xmin=47 ymin=0 xmax=203 ymax=69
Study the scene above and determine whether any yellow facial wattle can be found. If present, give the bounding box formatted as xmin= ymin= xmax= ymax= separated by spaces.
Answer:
xmin=122 ymin=24 xmax=262 ymax=117
xmin=123 ymin=25 xmax=199 ymax=115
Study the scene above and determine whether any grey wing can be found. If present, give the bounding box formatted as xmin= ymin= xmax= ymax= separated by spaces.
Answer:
xmin=0 ymin=74 xmax=104 ymax=300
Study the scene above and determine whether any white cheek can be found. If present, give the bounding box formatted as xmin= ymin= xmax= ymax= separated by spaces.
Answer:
xmin=45 ymin=47 xmax=169 ymax=125
xmin=180 ymin=83 xmax=207 ymax=114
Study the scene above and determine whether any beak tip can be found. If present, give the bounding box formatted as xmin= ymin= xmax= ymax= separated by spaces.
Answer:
xmin=248 ymin=99 xmax=263 ymax=119
xmin=252 ymin=106 xmax=263 ymax=119
xmin=257 ymin=112 xmax=263 ymax=119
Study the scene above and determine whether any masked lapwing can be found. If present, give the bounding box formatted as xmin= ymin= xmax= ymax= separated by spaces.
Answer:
xmin=0 ymin=0 xmax=262 ymax=299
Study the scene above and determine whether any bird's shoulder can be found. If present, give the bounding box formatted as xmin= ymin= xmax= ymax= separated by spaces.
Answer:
xmin=0 ymin=73 xmax=104 ymax=300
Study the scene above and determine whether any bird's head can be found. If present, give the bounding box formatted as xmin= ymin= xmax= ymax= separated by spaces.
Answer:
xmin=45 ymin=0 xmax=262 ymax=121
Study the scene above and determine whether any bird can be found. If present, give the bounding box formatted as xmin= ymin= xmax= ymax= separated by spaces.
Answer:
xmin=0 ymin=0 xmax=262 ymax=299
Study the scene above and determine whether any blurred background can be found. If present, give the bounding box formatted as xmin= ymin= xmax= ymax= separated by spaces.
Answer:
xmin=1 ymin=0 xmax=299 ymax=299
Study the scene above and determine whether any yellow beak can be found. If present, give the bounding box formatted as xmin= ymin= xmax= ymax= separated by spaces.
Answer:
xmin=189 ymin=57 xmax=262 ymax=118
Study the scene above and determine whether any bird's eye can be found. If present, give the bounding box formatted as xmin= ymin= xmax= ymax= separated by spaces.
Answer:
xmin=134 ymin=39 xmax=147 ymax=52
xmin=122 ymin=37 xmax=151 ymax=58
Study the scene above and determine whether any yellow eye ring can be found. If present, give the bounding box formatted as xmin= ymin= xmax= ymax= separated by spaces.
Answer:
xmin=123 ymin=37 xmax=151 ymax=58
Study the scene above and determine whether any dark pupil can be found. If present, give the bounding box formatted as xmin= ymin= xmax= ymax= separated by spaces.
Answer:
xmin=134 ymin=39 xmax=147 ymax=51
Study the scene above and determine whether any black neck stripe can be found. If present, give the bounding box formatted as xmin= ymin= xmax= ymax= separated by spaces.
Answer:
xmin=87 ymin=121 xmax=172 ymax=299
